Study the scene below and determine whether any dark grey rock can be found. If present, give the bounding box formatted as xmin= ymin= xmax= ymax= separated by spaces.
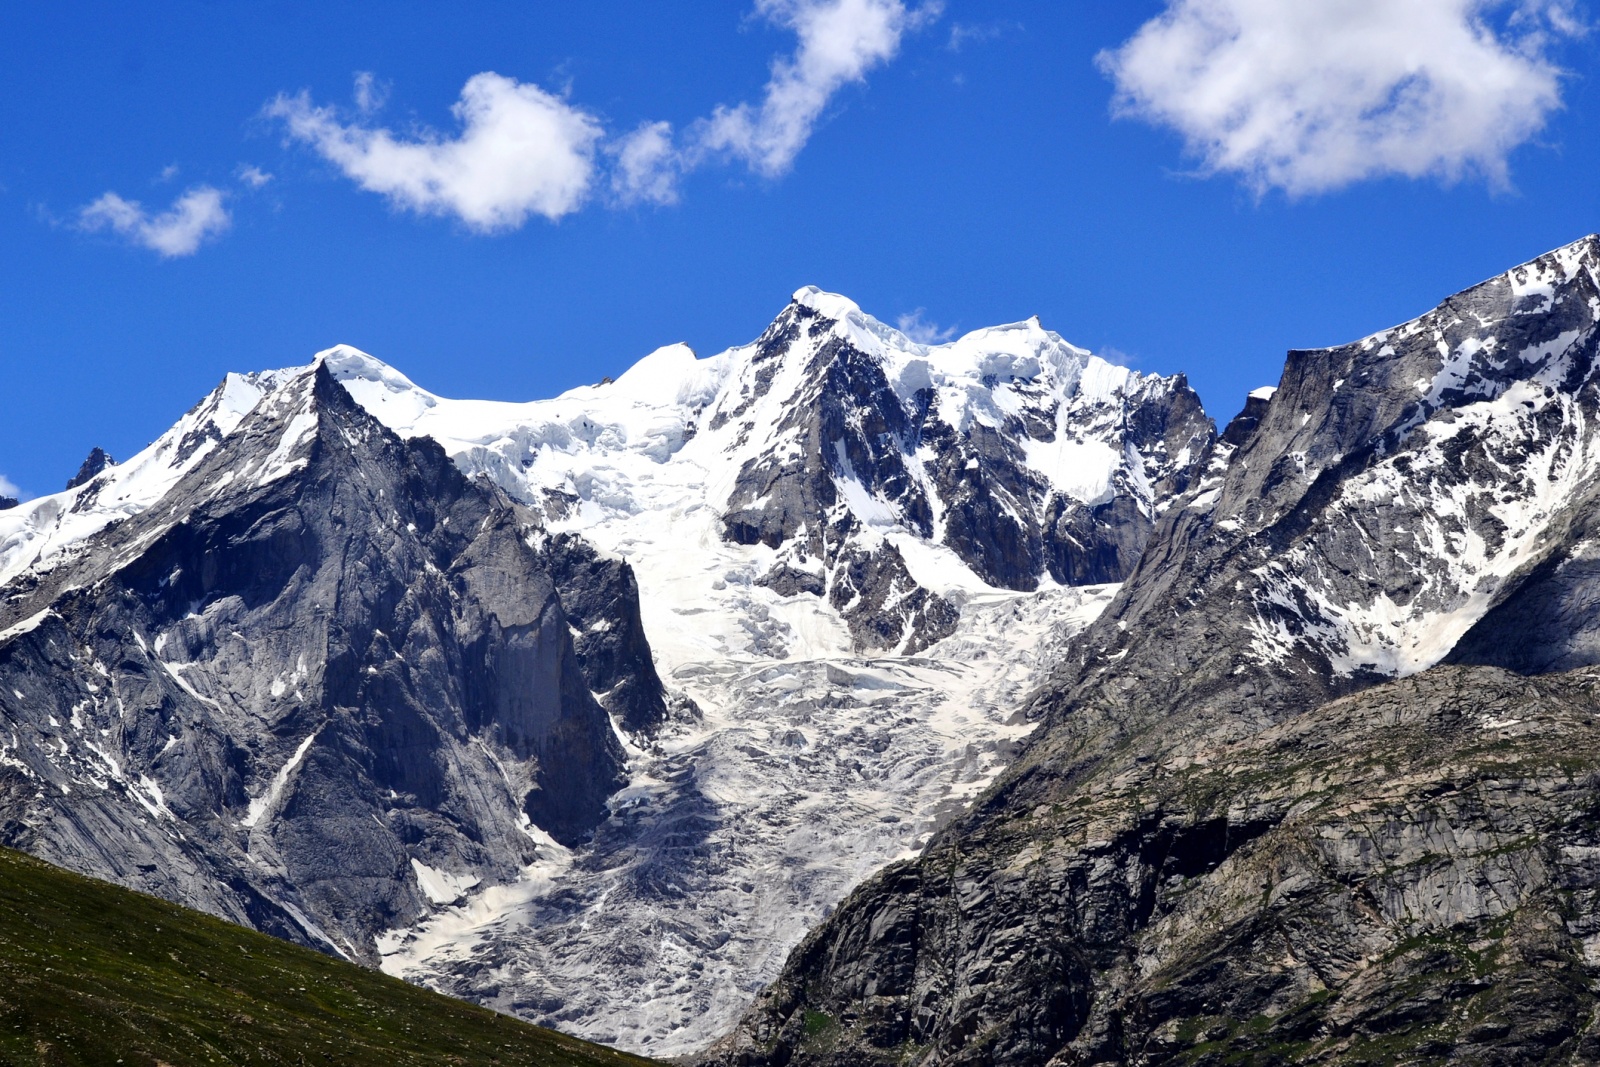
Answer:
xmin=540 ymin=531 xmax=668 ymax=736
xmin=827 ymin=539 xmax=960 ymax=653
xmin=712 ymin=664 xmax=1600 ymax=1066
xmin=65 ymin=446 xmax=114 ymax=490
xmin=0 ymin=363 xmax=661 ymax=962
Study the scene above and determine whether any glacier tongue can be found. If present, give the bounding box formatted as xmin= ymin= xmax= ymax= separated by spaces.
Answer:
xmin=375 ymin=580 xmax=1118 ymax=1056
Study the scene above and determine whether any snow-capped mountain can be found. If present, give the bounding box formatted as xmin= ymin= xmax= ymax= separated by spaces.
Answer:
xmin=711 ymin=238 xmax=1600 ymax=1067
xmin=0 ymin=289 xmax=1208 ymax=1055
xmin=338 ymin=289 xmax=1212 ymax=1053
xmin=0 ymin=364 xmax=652 ymax=963
xmin=327 ymin=286 xmax=1211 ymax=659
xmin=1070 ymin=232 xmax=1600 ymax=718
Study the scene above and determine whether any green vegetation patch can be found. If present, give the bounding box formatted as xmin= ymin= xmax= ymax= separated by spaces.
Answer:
xmin=0 ymin=846 xmax=659 ymax=1067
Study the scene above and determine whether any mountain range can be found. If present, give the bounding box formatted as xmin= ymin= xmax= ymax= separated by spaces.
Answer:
xmin=3 ymin=237 xmax=1600 ymax=1063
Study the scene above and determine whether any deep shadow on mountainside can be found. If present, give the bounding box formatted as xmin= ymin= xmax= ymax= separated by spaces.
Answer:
xmin=0 ymin=363 xmax=666 ymax=963
xmin=0 ymin=843 xmax=659 ymax=1066
xmin=706 ymin=236 xmax=1600 ymax=1065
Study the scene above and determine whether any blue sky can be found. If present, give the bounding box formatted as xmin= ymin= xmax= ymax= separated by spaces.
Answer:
xmin=2 ymin=1 xmax=1596 ymax=499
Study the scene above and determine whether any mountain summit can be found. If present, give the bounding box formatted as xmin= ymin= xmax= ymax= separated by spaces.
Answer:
xmin=13 ymin=242 xmax=1600 ymax=1062
xmin=327 ymin=287 xmax=1212 ymax=656
xmin=0 ymin=361 xmax=653 ymax=965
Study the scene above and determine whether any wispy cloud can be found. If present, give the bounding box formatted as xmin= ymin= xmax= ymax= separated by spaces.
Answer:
xmin=612 ymin=0 xmax=942 ymax=206
xmin=266 ymin=71 xmax=605 ymax=231
xmin=0 ymin=474 xmax=19 ymax=501
xmin=947 ymin=19 xmax=1017 ymax=51
xmin=1099 ymin=0 xmax=1582 ymax=195
xmin=695 ymin=0 xmax=944 ymax=178
xmin=352 ymin=71 xmax=389 ymax=114
xmin=78 ymin=186 xmax=231 ymax=257
xmin=896 ymin=308 xmax=957 ymax=344
xmin=609 ymin=121 xmax=682 ymax=206
xmin=236 ymin=164 xmax=273 ymax=188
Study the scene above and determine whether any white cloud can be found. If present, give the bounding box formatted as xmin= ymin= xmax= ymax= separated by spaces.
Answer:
xmin=78 ymin=186 xmax=231 ymax=257
xmin=610 ymin=121 xmax=682 ymax=206
xmin=947 ymin=20 xmax=1016 ymax=51
xmin=696 ymin=0 xmax=943 ymax=177
xmin=267 ymin=71 xmax=604 ymax=231
xmin=266 ymin=3 xmax=935 ymax=223
xmin=1099 ymin=0 xmax=1581 ymax=195
xmin=353 ymin=71 xmax=389 ymax=114
xmin=158 ymin=163 xmax=180 ymax=182
xmin=0 ymin=475 xmax=18 ymax=500
xmin=612 ymin=0 xmax=941 ymax=202
xmin=237 ymin=164 xmax=273 ymax=188
xmin=896 ymin=308 xmax=957 ymax=344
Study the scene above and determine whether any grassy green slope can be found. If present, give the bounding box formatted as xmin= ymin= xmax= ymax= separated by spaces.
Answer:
xmin=0 ymin=847 xmax=658 ymax=1067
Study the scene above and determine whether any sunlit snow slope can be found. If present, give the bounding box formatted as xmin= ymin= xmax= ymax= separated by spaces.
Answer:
xmin=328 ymin=287 xmax=1212 ymax=663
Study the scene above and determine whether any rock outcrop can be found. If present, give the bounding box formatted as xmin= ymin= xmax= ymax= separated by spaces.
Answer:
xmin=718 ymin=664 xmax=1600 ymax=1065
xmin=65 ymin=446 xmax=115 ymax=490
xmin=709 ymin=237 xmax=1600 ymax=1065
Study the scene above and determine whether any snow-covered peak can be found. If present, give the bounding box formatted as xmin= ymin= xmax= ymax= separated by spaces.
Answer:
xmin=785 ymin=286 xmax=1101 ymax=392
xmin=791 ymin=285 xmax=862 ymax=321
xmin=1340 ymin=234 xmax=1600 ymax=356
xmin=0 ymin=363 xmax=317 ymax=588
xmin=587 ymin=342 xmax=734 ymax=410
xmin=1 ymin=288 xmax=1210 ymax=663
xmin=320 ymin=345 xmax=444 ymax=431
xmin=316 ymin=344 xmax=425 ymax=396
xmin=1186 ymin=235 xmax=1600 ymax=686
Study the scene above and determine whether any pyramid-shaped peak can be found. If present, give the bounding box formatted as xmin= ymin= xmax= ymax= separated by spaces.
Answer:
xmin=65 ymin=447 xmax=116 ymax=491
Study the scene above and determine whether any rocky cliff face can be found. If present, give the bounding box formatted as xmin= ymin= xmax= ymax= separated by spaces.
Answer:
xmin=709 ymin=237 xmax=1600 ymax=1065
xmin=719 ymin=664 xmax=1600 ymax=1066
xmin=0 ymin=363 xmax=656 ymax=962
